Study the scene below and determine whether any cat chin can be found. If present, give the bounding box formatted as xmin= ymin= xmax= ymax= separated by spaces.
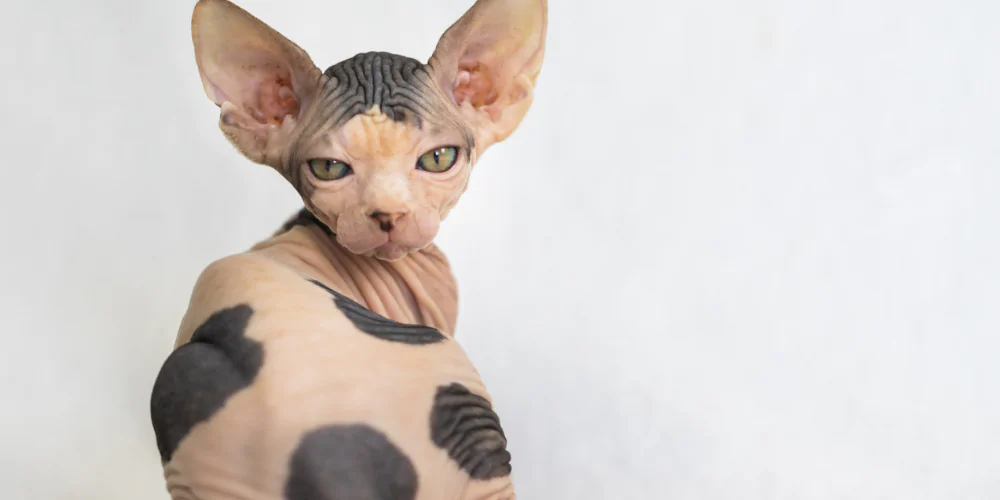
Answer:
xmin=335 ymin=224 xmax=434 ymax=261
xmin=366 ymin=243 xmax=414 ymax=262
xmin=335 ymin=233 xmax=411 ymax=260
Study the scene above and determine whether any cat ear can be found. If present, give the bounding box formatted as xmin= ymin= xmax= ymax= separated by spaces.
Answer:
xmin=427 ymin=0 xmax=547 ymax=152
xmin=192 ymin=0 xmax=322 ymax=165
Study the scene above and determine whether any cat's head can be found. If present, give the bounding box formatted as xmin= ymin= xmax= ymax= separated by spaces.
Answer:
xmin=191 ymin=0 xmax=547 ymax=261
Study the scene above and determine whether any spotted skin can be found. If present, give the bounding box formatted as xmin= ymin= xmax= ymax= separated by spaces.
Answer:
xmin=150 ymin=304 xmax=260 ymax=463
xmin=430 ymin=383 xmax=512 ymax=480
xmin=151 ymin=0 xmax=547 ymax=498
xmin=285 ymin=424 xmax=419 ymax=500
xmin=308 ymin=279 xmax=446 ymax=345
xmin=153 ymin=251 xmax=515 ymax=500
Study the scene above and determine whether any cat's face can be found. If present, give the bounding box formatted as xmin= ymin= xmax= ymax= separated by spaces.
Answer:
xmin=280 ymin=54 xmax=477 ymax=261
xmin=192 ymin=0 xmax=547 ymax=260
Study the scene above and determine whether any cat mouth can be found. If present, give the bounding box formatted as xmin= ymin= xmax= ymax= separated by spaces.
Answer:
xmin=375 ymin=236 xmax=410 ymax=252
xmin=335 ymin=219 xmax=430 ymax=259
xmin=338 ymin=232 xmax=408 ymax=257
xmin=369 ymin=240 xmax=411 ymax=261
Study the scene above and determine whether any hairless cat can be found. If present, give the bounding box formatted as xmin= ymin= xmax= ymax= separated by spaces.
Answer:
xmin=148 ymin=0 xmax=547 ymax=498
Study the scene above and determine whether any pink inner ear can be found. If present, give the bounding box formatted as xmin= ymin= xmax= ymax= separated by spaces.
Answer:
xmin=453 ymin=59 xmax=497 ymax=108
xmin=210 ymin=57 xmax=302 ymax=126
xmin=252 ymin=68 xmax=300 ymax=126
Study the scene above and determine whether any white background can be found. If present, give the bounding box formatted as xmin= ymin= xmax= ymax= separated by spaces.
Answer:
xmin=2 ymin=0 xmax=998 ymax=498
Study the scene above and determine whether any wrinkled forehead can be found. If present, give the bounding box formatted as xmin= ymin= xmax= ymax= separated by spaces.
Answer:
xmin=292 ymin=52 xmax=474 ymax=159
xmin=323 ymin=52 xmax=449 ymax=128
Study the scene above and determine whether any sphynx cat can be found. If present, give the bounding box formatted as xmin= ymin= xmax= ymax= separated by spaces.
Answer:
xmin=149 ymin=0 xmax=546 ymax=498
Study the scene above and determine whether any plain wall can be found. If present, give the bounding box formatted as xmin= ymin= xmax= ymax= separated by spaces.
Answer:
xmin=1 ymin=0 xmax=998 ymax=498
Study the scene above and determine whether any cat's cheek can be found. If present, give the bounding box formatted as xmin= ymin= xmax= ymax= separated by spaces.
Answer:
xmin=436 ymin=170 xmax=472 ymax=221
xmin=335 ymin=214 xmax=387 ymax=255
xmin=438 ymin=191 xmax=464 ymax=221
xmin=384 ymin=210 xmax=439 ymax=251
xmin=414 ymin=212 xmax=441 ymax=246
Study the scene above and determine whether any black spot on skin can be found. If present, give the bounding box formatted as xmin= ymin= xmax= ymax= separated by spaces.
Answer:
xmin=149 ymin=304 xmax=261 ymax=463
xmin=308 ymin=279 xmax=445 ymax=345
xmin=430 ymin=383 xmax=512 ymax=480
xmin=284 ymin=424 xmax=418 ymax=500
xmin=278 ymin=207 xmax=334 ymax=237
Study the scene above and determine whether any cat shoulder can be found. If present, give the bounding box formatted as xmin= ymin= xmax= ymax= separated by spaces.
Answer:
xmin=172 ymin=252 xmax=301 ymax=347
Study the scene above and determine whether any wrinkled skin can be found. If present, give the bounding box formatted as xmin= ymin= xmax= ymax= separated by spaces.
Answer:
xmin=192 ymin=0 xmax=546 ymax=261
xmin=148 ymin=0 xmax=547 ymax=499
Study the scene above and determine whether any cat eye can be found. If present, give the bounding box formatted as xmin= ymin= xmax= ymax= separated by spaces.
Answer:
xmin=416 ymin=146 xmax=459 ymax=173
xmin=307 ymin=158 xmax=352 ymax=181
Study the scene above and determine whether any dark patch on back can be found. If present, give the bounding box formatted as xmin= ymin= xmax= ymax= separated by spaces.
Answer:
xmin=284 ymin=424 xmax=418 ymax=500
xmin=277 ymin=207 xmax=335 ymax=237
xmin=430 ymin=383 xmax=512 ymax=480
xmin=308 ymin=279 xmax=445 ymax=345
xmin=149 ymin=304 xmax=261 ymax=463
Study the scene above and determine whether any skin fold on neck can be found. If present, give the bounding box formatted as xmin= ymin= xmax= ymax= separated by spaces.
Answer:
xmin=250 ymin=222 xmax=459 ymax=336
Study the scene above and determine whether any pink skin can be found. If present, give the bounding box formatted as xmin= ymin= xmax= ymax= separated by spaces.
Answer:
xmin=297 ymin=111 xmax=471 ymax=262
xmin=332 ymin=205 xmax=441 ymax=261
xmin=179 ymin=0 xmax=549 ymax=498
xmin=193 ymin=0 xmax=545 ymax=262
xmin=325 ymin=177 xmax=448 ymax=261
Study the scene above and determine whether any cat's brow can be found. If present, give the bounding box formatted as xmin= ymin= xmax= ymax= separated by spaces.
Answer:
xmin=304 ymin=52 xmax=447 ymax=136
xmin=288 ymin=52 xmax=475 ymax=173
xmin=334 ymin=53 xmax=441 ymax=125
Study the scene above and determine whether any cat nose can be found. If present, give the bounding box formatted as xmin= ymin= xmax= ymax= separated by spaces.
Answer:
xmin=369 ymin=211 xmax=405 ymax=232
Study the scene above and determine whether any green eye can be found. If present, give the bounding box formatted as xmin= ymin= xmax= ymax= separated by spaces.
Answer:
xmin=307 ymin=158 xmax=352 ymax=181
xmin=416 ymin=146 xmax=459 ymax=173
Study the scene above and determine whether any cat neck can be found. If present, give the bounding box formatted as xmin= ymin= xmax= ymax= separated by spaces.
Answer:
xmin=248 ymin=211 xmax=459 ymax=336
